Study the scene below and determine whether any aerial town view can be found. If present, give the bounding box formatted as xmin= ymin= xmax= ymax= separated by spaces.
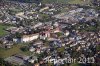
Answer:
xmin=0 ymin=0 xmax=100 ymax=66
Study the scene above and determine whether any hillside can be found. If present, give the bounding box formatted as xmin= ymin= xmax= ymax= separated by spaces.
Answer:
xmin=7 ymin=0 xmax=91 ymax=4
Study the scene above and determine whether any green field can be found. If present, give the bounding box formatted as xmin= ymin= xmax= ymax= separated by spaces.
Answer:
xmin=0 ymin=44 xmax=31 ymax=58
xmin=42 ymin=0 xmax=90 ymax=4
xmin=68 ymin=0 xmax=84 ymax=4
xmin=0 ymin=45 xmax=22 ymax=58
xmin=68 ymin=0 xmax=91 ymax=4
xmin=0 ymin=24 xmax=12 ymax=36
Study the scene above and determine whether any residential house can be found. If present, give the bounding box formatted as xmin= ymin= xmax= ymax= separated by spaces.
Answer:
xmin=64 ymin=30 xmax=70 ymax=36
xmin=36 ymin=48 xmax=41 ymax=54
xmin=28 ymin=56 xmax=38 ymax=63
xmin=29 ymin=46 xmax=35 ymax=52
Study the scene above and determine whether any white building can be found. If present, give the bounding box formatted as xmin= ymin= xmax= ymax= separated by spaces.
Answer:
xmin=29 ymin=47 xmax=35 ymax=52
xmin=21 ymin=33 xmax=39 ymax=42
xmin=34 ymin=22 xmax=43 ymax=28
xmin=28 ymin=56 xmax=37 ymax=63
xmin=64 ymin=30 xmax=70 ymax=36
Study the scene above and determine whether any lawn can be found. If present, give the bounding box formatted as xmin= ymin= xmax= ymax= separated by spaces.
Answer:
xmin=68 ymin=0 xmax=91 ymax=5
xmin=96 ymin=45 xmax=100 ymax=51
xmin=68 ymin=0 xmax=84 ymax=4
xmin=0 ymin=44 xmax=22 ymax=58
xmin=57 ymin=47 xmax=65 ymax=52
xmin=0 ymin=44 xmax=31 ymax=58
xmin=0 ymin=24 xmax=12 ymax=36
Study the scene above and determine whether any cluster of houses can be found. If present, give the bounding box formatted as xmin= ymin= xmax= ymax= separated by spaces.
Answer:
xmin=54 ymin=8 xmax=99 ymax=24
xmin=4 ymin=54 xmax=30 ymax=65
xmin=0 ymin=1 xmax=39 ymax=24
xmin=0 ymin=1 xmax=61 ymax=25
xmin=2 ymin=20 xmax=99 ymax=65
xmin=11 ymin=21 xmax=68 ymax=43
xmin=0 ymin=1 xmax=100 ymax=66
xmin=92 ymin=0 xmax=100 ymax=6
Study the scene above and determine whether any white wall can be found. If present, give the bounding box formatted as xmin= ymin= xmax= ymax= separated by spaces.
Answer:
xmin=21 ymin=34 xmax=39 ymax=42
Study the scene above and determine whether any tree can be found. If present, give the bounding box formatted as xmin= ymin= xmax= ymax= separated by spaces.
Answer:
xmin=15 ymin=32 xmax=22 ymax=38
xmin=20 ymin=46 xmax=28 ymax=52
